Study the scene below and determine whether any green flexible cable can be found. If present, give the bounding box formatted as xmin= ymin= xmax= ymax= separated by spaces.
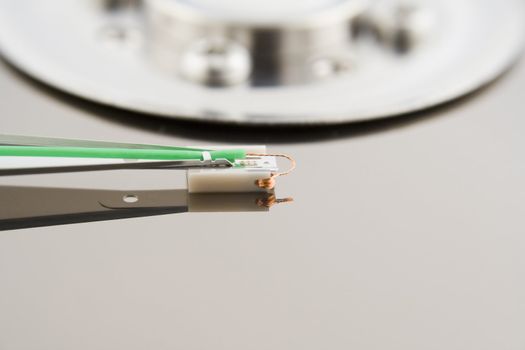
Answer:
xmin=0 ymin=146 xmax=246 ymax=163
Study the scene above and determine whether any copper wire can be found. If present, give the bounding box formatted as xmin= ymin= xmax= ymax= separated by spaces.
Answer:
xmin=256 ymin=195 xmax=294 ymax=208
xmin=246 ymin=153 xmax=297 ymax=190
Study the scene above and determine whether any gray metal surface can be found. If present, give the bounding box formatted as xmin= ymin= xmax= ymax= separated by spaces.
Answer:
xmin=0 ymin=52 xmax=525 ymax=350
xmin=0 ymin=0 xmax=523 ymax=124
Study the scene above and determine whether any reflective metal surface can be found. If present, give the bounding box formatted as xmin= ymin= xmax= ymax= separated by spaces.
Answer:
xmin=147 ymin=0 xmax=366 ymax=85
xmin=0 ymin=186 xmax=270 ymax=231
xmin=0 ymin=0 xmax=523 ymax=124
xmin=1 ymin=50 xmax=525 ymax=349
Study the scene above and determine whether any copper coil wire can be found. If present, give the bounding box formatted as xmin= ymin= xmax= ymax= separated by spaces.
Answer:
xmin=246 ymin=153 xmax=296 ymax=190
xmin=256 ymin=194 xmax=294 ymax=208
xmin=255 ymin=177 xmax=276 ymax=190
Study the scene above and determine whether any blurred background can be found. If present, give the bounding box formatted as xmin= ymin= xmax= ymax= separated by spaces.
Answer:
xmin=0 ymin=1 xmax=524 ymax=349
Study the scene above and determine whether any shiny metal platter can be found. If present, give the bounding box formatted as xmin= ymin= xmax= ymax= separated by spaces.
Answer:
xmin=0 ymin=0 xmax=523 ymax=124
